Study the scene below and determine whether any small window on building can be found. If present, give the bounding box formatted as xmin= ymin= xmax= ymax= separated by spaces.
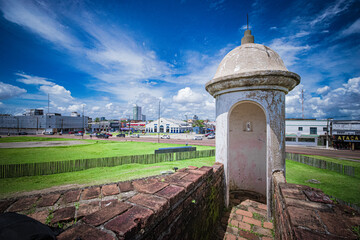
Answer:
xmin=310 ymin=127 xmax=317 ymax=134
xmin=286 ymin=137 xmax=296 ymax=142
xmin=323 ymin=127 xmax=327 ymax=131
xmin=298 ymin=127 xmax=303 ymax=131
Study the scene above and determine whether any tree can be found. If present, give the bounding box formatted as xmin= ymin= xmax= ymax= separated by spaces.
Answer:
xmin=95 ymin=117 xmax=100 ymax=122
xmin=193 ymin=120 xmax=204 ymax=128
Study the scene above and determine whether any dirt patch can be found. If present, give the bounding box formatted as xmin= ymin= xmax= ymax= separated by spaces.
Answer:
xmin=0 ymin=140 xmax=91 ymax=148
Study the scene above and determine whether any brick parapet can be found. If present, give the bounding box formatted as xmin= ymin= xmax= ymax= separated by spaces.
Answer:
xmin=272 ymin=171 xmax=360 ymax=240
xmin=1 ymin=163 xmax=225 ymax=240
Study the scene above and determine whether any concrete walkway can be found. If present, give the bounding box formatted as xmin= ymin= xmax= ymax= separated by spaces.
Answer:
xmin=217 ymin=192 xmax=274 ymax=240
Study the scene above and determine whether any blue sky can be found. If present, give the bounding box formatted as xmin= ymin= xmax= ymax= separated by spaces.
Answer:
xmin=0 ymin=0 xmax=359 ymax=120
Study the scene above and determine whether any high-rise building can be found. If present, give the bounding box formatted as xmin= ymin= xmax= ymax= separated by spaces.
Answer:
xmin=133 ymin=105 xmax=142 ymax=120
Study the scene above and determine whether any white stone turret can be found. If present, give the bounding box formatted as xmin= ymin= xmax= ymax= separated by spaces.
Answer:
xmin=206 ymin=30 xmax=300 ymax=218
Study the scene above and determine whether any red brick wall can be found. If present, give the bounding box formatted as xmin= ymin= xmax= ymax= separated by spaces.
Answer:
xmin=272 ymin=171 xmax=359 ymax=240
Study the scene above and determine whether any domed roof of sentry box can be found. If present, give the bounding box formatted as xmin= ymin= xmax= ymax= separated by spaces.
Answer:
xmin=205 ymin=30 xmax=300 ymax=97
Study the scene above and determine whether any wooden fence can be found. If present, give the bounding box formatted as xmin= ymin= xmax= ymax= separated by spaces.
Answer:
xmin=286 ymin=153 xmax=355 ymax=177
xmin=0 ymin=149 xmax=215 ymax=179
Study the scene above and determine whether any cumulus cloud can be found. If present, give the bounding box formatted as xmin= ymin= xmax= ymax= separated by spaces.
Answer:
xmin=316 ymin=86 xmax=330 ymax=95
xmin=173 ymin=87 xmax=204 ymax=104
xmin=0 ymin=82 xmax=26 ymax=100
xmin=16 ymin=73 xmax=54 ymax=85
xmin=105 ymin=103 xmax=113 ymax=109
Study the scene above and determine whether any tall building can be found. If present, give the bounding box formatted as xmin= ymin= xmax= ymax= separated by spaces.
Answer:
xmin=133 ymin=105 xmax=142 ymax=120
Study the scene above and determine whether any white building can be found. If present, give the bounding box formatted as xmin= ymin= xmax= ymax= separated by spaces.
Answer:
xmin=285 ymin=119 xmax=328 ymax=146
xmin=145 ymin=118 xmax=192 ymax=133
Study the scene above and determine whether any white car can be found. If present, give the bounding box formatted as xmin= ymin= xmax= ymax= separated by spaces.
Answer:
xmin=193 ymin=136 xmax=203 ymax=140
xmin=161 ymin=135 xmax=170 ymax=139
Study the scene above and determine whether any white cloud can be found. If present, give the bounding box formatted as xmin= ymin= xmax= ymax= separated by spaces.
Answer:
xmin=0 ymin=0 xmax=79 ymax=50
xmin=341 ymin=18 xmax=360 ymax=36
xmin=68 ymin=104 xmax=83 ymax=112
xmin=310 ymin=0 xmax=353 ymax=27
xmin=316 ymin=86 xmax=330 ymax=94
xmin=0 ymin=82 xmax=27 ymax=100
xmin=173 ymin=87 xmax=204 ymax=104
xmin=105 ymin=103 xmax=113 ymax=109
xmin=92 ymin=106 xmax=100 ymax=111
xmin=269 ymin=38 xmax=310 ymax=66
xmin=16 ymin=73 xmax=54 ymax=85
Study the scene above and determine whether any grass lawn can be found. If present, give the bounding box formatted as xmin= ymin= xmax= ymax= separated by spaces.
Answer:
xmin=0 ymin=136 xmax=77 ymax=143
xmin=0 ymin=156 xmax=216 ymax=198
xmin=304 ymin=154 xmax=360 ymax=178
xmin=0 ymin=140 xmax=214 ymax=165
xmin=286 ymin=159 xmax=360 ymax=206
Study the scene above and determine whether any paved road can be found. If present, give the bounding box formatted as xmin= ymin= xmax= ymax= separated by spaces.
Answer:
xmin=9 ymin=135 xmax=360 ymax=160
xmin=285 ymin=146 xmax=360 ymax=160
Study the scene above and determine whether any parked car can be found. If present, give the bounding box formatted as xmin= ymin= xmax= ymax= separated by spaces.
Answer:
xmin=18 ymin=132 xmax=28 ymax=135
xmin=193 ymin=136 xmax=203 ymax=140
xmin=106 ymin=133 xmax=113 ymax=137
xmin=205 ymin=132 xmax=214 ymax=137
xmin=68 ymin=131 xmax=74 ymax=134
xmin=96 ymin=133 xmax=109 ymax=139
xmin=130 ymin=134 xmax=140 ymax=138
xmin=116 ymin=134 xmax=126 ymax=137
xmin=43 ymin=131 xmax=54 ymax=135
xmin=161 ymin=135 xmax=170 ymax=139
xmin=207 ymin=134 xmax=215 ymax=139
xmin=74 ymin=132 xmax=83 ymax=136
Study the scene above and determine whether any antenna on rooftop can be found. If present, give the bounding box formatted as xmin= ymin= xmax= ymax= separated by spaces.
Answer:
xmin=48 ymin=94 xmax=50 ymax=114
xmin=301 ymin=89 xmax=304 ymax=119
xmin=247 ymin=13 xmax=249 ymax=30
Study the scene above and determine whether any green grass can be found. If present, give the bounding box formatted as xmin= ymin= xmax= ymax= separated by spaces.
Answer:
xmin=303 ymin=154 xmax=360 ymax=178
xmin=286 ymin=159 xmax=360 ymax=206
xmin=0 ymin=156 xmax=216 ymax=198
xmin=0 ymin=136 xmax=77 ymax=143
xmin=0 ymin=140 xmax=214 ymax=165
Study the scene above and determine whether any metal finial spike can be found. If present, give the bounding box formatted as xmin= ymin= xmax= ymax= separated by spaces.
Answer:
xmin=247 ymin=14 xmax=249 ymax=30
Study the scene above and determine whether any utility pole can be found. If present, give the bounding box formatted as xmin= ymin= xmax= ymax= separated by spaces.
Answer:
xmin=48 ymin=94 xmax=50 ymax=114
xmin=82 ymin=104 xmax=84 ymax=139
xmin=158 ymin=100 xmax=160 ymax=143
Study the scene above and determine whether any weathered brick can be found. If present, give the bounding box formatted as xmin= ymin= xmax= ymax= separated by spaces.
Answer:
xmin=252 ymin=225 xmax=272 ymax=236
xmin=168 ymin=171 xmax=188 ymax=180
xmin=263 ymin=221 xmax=274 ymax=229
xmin=225 ymin=226 xmax=239 ymax=235
xmin=128 ymin=193 xmax=169 ymax=214
xmin=37 ymin=193 xmax=60 ymax=207
xmin=118 ymin=181 xmax=133 ymax=192
xmin=105 ymin=205 xmax=153 ymax=238
xmin=51 ymin=207 xmax=75 ymax=224
xmin=238 ymin=229 xmax=260 ymax=240
xmin=165 ymin=177 xmax=193 ymax=192
xmin=287 ymin=206 xmax=325 ymax=232
xmin=284 ymin=197 xmax=330 ymax=211
xmin=248 ymin=206 xmax=267 ymax=217
xmin=102 ymin=184 xmax=119 ymax=196
xmin=198 ymin=166 xmax=213 ymax=175
xmin=243 ymin=216 xmax=261 ymax=226
xmin=280 ymin=186 xmax=306 ymax=200
xmin=187 ymin=166 xmax=198 ymax=170
xmin=235 ymin=209 xmax=253 ymax=218
xmin=318 ymin=211 xmax=355 ymax=238
xmin=303 ymin=189 xmax=333 ymax=204
xmin=28 ymin=210 xmax=48 ymax=224
xmin=156 ymin=185 xmax=185 ymax=207
xmin=101 ymin=199 xmax=118 ymax=207
xmin=182 ymin=173 xmax=202 ymax=186
xmin=225 ymin=233 xmax=237 ymax=240
xmin=8 ymin=196 xmax=38 ymax=212
xmin=188 ymin=169 xmax=207 ymax=178
xmin=133 ymin=178 xmax=168 ymax=194
xmin=57 ymin=224 xmax=115 ymax=240
xmin=293 ymin=228 xmax=333 ymax=240
xmin=76 ymin=201 xmax=100 ymax=218
xmin=83 ymin=201 xmax=132 ymax=226
xmin=62 ymin=189 xmax=81 ymax=203
xmin=0 ymin=199 xmax=14 ymax=213
xmin=82 ymin=187 xmax=101 ymax=200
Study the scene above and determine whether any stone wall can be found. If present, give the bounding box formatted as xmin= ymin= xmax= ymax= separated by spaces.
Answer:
xmin=0 ymin=163 xmax=224 ymax=240
xmin=272 ymin=171 xmax=360 ymax=240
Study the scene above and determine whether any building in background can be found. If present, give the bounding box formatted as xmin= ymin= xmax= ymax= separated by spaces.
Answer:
xmin=145 ymin=118 xmax=192 ymax=133
xmin=0 ymin=110 xmax=88 ymax=135
xmin=285 ymin=119 xmax=327 ymax=147
xmin=133 ymin=105 xmax=142 ymax=120
xmin=332 ymin=120 xmax=360 ymax=150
